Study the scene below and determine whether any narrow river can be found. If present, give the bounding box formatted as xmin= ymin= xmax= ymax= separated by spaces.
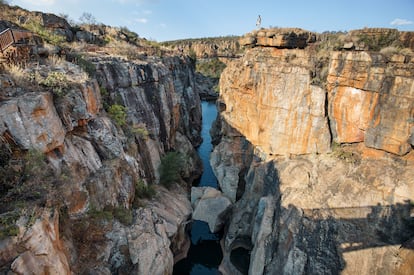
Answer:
xmin=173 ymin=101 xmax=223 ymax=275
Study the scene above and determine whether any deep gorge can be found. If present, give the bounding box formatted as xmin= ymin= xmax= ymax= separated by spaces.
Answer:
xmin=0 ymin=5 xmax=413 ymax=274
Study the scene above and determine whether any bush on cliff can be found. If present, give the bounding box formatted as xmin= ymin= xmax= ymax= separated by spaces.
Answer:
xmin=39 ymin=71 xmax=69 ymax=97
xmin=159 ymin=151 xmax=183 ymax=188
xmin=108 ymin=104 xmax=127 ymax=127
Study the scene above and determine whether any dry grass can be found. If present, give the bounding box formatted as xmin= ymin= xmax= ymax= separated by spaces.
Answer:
xmin=47 ymin=54 xmax=67 ymax=67
xmin=3 ymin=64 xmax=30 ymax=86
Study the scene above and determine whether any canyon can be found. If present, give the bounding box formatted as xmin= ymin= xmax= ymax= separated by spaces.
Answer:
xmin=0 ymin=3 xmax=413 ymax=274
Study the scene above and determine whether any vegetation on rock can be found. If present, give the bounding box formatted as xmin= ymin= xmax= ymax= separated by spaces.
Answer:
xmin=108 ymin=104 xmax=127 ymax=127
xmin=159 ymin=151 xmax=184 ymax=188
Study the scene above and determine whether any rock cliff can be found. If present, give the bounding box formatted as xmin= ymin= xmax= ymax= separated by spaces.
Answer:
xmin=0 ymin=43 xmax=201 ymax=273
xmin=213 ymin=28 xmax=414 ymax=274
xmin=162 ymin=37 xmax=241 ymax=58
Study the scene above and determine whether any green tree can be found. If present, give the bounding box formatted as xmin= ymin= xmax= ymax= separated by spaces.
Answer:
xmin=159 ymin=152 xmax=183 ymax=187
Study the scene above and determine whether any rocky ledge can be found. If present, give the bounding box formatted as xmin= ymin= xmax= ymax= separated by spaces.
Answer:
xmin=240 ymin=28 xmax=317 ymax=48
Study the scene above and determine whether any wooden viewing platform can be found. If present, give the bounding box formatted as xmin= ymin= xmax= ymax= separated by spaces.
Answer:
xmin=0 ymin=28 xmax=37 ymax=64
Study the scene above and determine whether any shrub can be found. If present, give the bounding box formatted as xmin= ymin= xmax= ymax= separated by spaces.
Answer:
xmin=159 ymin=151 xmax=183 ymax=187
xmin=113 ymin=207 xmax=133 ymax=225
xmin=131 ymin=125 xmax=150 ymax=140
xmin=135 ymin=179 xmax=156 ymax=199
xmin=39 ymin=71 xmax=68 ymax=97
xmin=357 ymin=31 xmax=401 ymax=51
xmin=4 ymin=64 xmax=28 ymax=86
xmin=108 ymin=104 xmax=127 ymax=127
xmin=0 ymin=211 xmax=20 ymax=240
xmin=23 ymin=21 xmax=66 ymax=46
xmin=331 ymin=142 xmax=360 ymax=164
xmin=73 ymin=54 xmax=96 ymax=77
xmin=88 ymin=206 xmax=113 ymax=221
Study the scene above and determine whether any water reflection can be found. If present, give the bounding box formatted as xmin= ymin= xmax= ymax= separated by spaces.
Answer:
xmin=173 ymin=101 xmax=222 ymax=275
xmin=173 ymin=221 xmax=223 ymax=275
xmin=195 ymin=101 xmax=218 ymax=188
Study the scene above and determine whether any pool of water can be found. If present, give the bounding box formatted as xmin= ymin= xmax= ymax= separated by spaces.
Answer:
xmin=173 ymin=101 xmax=222 ymax=275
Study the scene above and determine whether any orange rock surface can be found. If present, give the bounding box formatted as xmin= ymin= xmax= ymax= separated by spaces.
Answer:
xmin=219 ymin=48 xmax=331 ymax=156
xmin=327 ymin=51 xmax=414 ymax=155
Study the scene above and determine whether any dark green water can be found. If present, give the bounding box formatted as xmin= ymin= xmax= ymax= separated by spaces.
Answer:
xmin=173 ymin=101 xmax=223 ymax=275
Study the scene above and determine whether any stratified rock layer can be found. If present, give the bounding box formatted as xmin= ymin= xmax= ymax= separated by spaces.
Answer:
xmin=327 ymin=51 xmax=414 ymax=155
xmin=214 ymin=28 xmax=414 ymax=275
xmin=219 ymin=47 xmax=331 ymax=155
xmin=0 ymin=53 xmax=201 ymax=274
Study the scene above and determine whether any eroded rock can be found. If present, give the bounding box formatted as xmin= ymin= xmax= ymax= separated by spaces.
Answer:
xmin=191 ymin=187 xmax=232 ymax=233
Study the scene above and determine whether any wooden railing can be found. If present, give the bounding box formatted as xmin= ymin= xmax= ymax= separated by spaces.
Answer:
xmin=0 ymin=28 xmax=34 ymax=53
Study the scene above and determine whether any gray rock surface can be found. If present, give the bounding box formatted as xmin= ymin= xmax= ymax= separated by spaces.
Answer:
xmin=191 ymin=187 xmax=232 ymax=233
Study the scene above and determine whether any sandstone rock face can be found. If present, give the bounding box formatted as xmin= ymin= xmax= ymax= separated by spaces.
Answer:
xmin=8 ymin=209 xmax=70 ymax=275
xmin=327 ymin=51 xmax=414 ymax=155
xmin=0 ymin=92 xmax=65 ymax=153
xmin=213 ymin=31 xmax=414 ymax=274
xmin=191 ymin=187 xmax=232 ymax=233
xmin=195 ymin=72 xmax=219 ymax=100
xmin=219 ymin=47 xmax=331 ymax=156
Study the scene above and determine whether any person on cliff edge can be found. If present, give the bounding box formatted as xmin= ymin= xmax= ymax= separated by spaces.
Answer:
xmin=256 ymin=15 xmax=261 ymax=28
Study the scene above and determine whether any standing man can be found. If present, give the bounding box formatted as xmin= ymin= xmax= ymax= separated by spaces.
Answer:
xmin=256 ymin=15 xmax=262 ymax=28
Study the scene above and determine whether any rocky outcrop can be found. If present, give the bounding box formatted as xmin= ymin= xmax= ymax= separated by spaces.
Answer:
xmin=104 ymin=185 xmax=191 ymax=275
xmin=327 ymin=51 xmax=414 ymax=155
xmin=163 ymin=37 xmax=241 ymax=58
xmin=0 ymin=51 xmax=202 ymax=274
xmin=0 ymin=92 xmax=65 ymax=153
xmin=191 ymin=187 xmax=232 ymax=233
xmin=240 ymin=28 xmax=317 ymax=48
xmin=213 ymin=29 xmax=414 ymax=274
xmin=1 ymin=209 xmax=70 ymax=275
xmin=219 ymin=47 xmax=331 ymax=156
xmin=210 ymin=119 xmax=254 ymax=202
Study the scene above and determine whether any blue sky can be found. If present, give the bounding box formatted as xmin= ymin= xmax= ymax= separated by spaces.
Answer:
xmin=9 ymin=0 xmax=414 ymax=41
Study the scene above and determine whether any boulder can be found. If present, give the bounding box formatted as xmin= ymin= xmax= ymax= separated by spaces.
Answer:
xmin=126 ymin=208 xmax=173 ymax=275
xmin=0 ymin=92 xmax=65 ymax=153
xmin=11 ymin=209 xmax=70 ymax=275
xmin=191 ymin=187 xmax=232 ymax=233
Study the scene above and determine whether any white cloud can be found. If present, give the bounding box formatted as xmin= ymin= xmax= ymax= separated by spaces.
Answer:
xmin=390 ymin=18 xmax=413 ymax=26
xmin=135 ymin=18 xmax=148 ymax=24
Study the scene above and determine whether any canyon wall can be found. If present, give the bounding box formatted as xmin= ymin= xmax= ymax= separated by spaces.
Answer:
xmin=0 ymin=52 xmax=201 ymax=273
xmin=162 ymin=37 xmax=241 ymax=58
xmin=213 ymin=28 xmax=414 ymax=274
